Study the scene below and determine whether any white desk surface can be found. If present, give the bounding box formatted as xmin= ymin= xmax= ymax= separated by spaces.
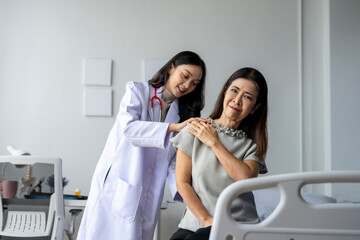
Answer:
xmin=64 ymin=199 xmax=87 ymax=207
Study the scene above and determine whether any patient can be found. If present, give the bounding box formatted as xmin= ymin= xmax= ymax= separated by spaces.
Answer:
xmin=170 ymin=67 xmax=268 ymax=240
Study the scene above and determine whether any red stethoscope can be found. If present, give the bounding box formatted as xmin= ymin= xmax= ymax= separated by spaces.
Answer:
xmin=151 ymin=87 xmax=162 ymax=122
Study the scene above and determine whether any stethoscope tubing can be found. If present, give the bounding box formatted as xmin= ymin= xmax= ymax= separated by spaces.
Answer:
xmin=151 ymin=86 xmax=162 ymax=122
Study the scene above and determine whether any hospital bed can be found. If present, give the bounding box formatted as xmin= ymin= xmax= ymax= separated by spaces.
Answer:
xmin=209 ymin=171 xmax=360 ymax=240
xmin=0 ymin=156 xmax=81 ymax=240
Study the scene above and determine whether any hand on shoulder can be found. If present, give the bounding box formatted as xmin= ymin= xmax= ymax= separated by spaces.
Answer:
xmin=168 ymin=118 xmax=210 ymax=133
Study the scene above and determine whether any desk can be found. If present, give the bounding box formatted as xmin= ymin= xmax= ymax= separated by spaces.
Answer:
xmin=64 ymin=200 xmax=86 ymax=240
xmin=62 ymin=200 xmax=168 ymax=240
xmin=2 ymin=199 xmax=169 ymax=240
xmin=64 ymin=199 xmax=87 ymax=208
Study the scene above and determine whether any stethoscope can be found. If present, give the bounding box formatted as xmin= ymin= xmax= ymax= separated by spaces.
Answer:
xmin=151 ymin=86 xmax=162 ymax=122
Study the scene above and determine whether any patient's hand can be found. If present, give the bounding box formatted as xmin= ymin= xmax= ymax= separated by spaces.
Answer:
xmin=167 ymin=117 xmax=209 ymax=133
xmin=187 ymin=121 xmax=219 ymax=148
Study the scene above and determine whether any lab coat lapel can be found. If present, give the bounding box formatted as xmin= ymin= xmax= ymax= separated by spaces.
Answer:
xmin=165 ymin=98 xmax=180 ymax=123
xmin=147 ymin=85 xmax=152 ymax=120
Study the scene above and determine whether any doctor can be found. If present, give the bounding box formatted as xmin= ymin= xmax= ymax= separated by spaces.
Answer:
xmin=77 ymin=51 xmax=207 ymax=240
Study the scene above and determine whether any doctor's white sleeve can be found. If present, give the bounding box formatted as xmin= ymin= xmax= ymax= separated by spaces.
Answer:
xmin=118 ymin=81 xmax=170 ymax=149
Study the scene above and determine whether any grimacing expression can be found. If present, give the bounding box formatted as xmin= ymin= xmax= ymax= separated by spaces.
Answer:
xmin=165 ymin=64 xmax=202 ymax=97
xmin=222 ymin=78 xmax=259 ymax=123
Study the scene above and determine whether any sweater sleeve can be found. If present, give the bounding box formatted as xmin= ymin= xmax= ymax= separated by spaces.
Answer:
xmin=170 ymin=126 xmax=195 ymax=158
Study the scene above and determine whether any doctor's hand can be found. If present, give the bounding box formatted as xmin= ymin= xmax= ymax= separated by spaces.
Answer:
xmin=167 ymin=118 xmax=210 ymax=133
xmin=186 ymin=121 xmax=219 ymax=148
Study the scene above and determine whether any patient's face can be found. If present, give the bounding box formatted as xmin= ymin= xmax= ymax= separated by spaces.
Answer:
xmin=222 ymin=78 xmax=259 ymax=124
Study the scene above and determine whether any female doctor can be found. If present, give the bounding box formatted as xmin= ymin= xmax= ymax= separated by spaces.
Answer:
xmin=77 ymin=51 xmax=207 ymax=240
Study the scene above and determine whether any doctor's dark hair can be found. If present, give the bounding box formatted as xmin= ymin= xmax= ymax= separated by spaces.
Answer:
xmin=148 ymin=51 xmax=206 ymax=122
xmin=209 ymin=67 xmax=268 ymax=159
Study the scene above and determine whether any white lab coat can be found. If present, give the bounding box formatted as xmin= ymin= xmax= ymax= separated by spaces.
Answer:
xmin=77 ymin=81 xmax=181 ymax=240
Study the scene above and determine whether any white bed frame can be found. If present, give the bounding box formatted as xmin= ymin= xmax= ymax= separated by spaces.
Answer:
xmin=209 ymin=171 xmax=360 ymax=240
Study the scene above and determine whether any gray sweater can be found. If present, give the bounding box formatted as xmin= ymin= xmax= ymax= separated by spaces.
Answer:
xmin=170 ymin=121 xmax=267 ymax=231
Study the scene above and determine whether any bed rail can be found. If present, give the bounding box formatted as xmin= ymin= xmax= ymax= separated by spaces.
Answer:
xmin=209 ymin=171 xmax=360 ymax=240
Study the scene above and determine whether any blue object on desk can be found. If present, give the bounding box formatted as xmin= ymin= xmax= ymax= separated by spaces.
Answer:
xmin=25 ymin=192 xmax=87 ymax=200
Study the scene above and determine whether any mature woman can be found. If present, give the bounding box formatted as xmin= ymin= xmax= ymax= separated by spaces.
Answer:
xmin=170 ymin=67 xmax=268 ymax=240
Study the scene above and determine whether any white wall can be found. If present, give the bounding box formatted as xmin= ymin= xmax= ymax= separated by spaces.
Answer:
xmin=329 ymin=0 xmax=360 ymax=201
xmin=0 ymin=0 xmax=301 ymax=196
xmin=302 ymin=0 xmax=330 ymax=173
xmin=0 ymin=0 xmax=359 ymax=239
xmin=301 ymin=0 xmax=360 ymax=200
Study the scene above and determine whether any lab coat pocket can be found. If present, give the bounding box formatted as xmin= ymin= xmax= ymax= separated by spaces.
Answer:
xmin=111 ymin=178 xmax=142 ymax=223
